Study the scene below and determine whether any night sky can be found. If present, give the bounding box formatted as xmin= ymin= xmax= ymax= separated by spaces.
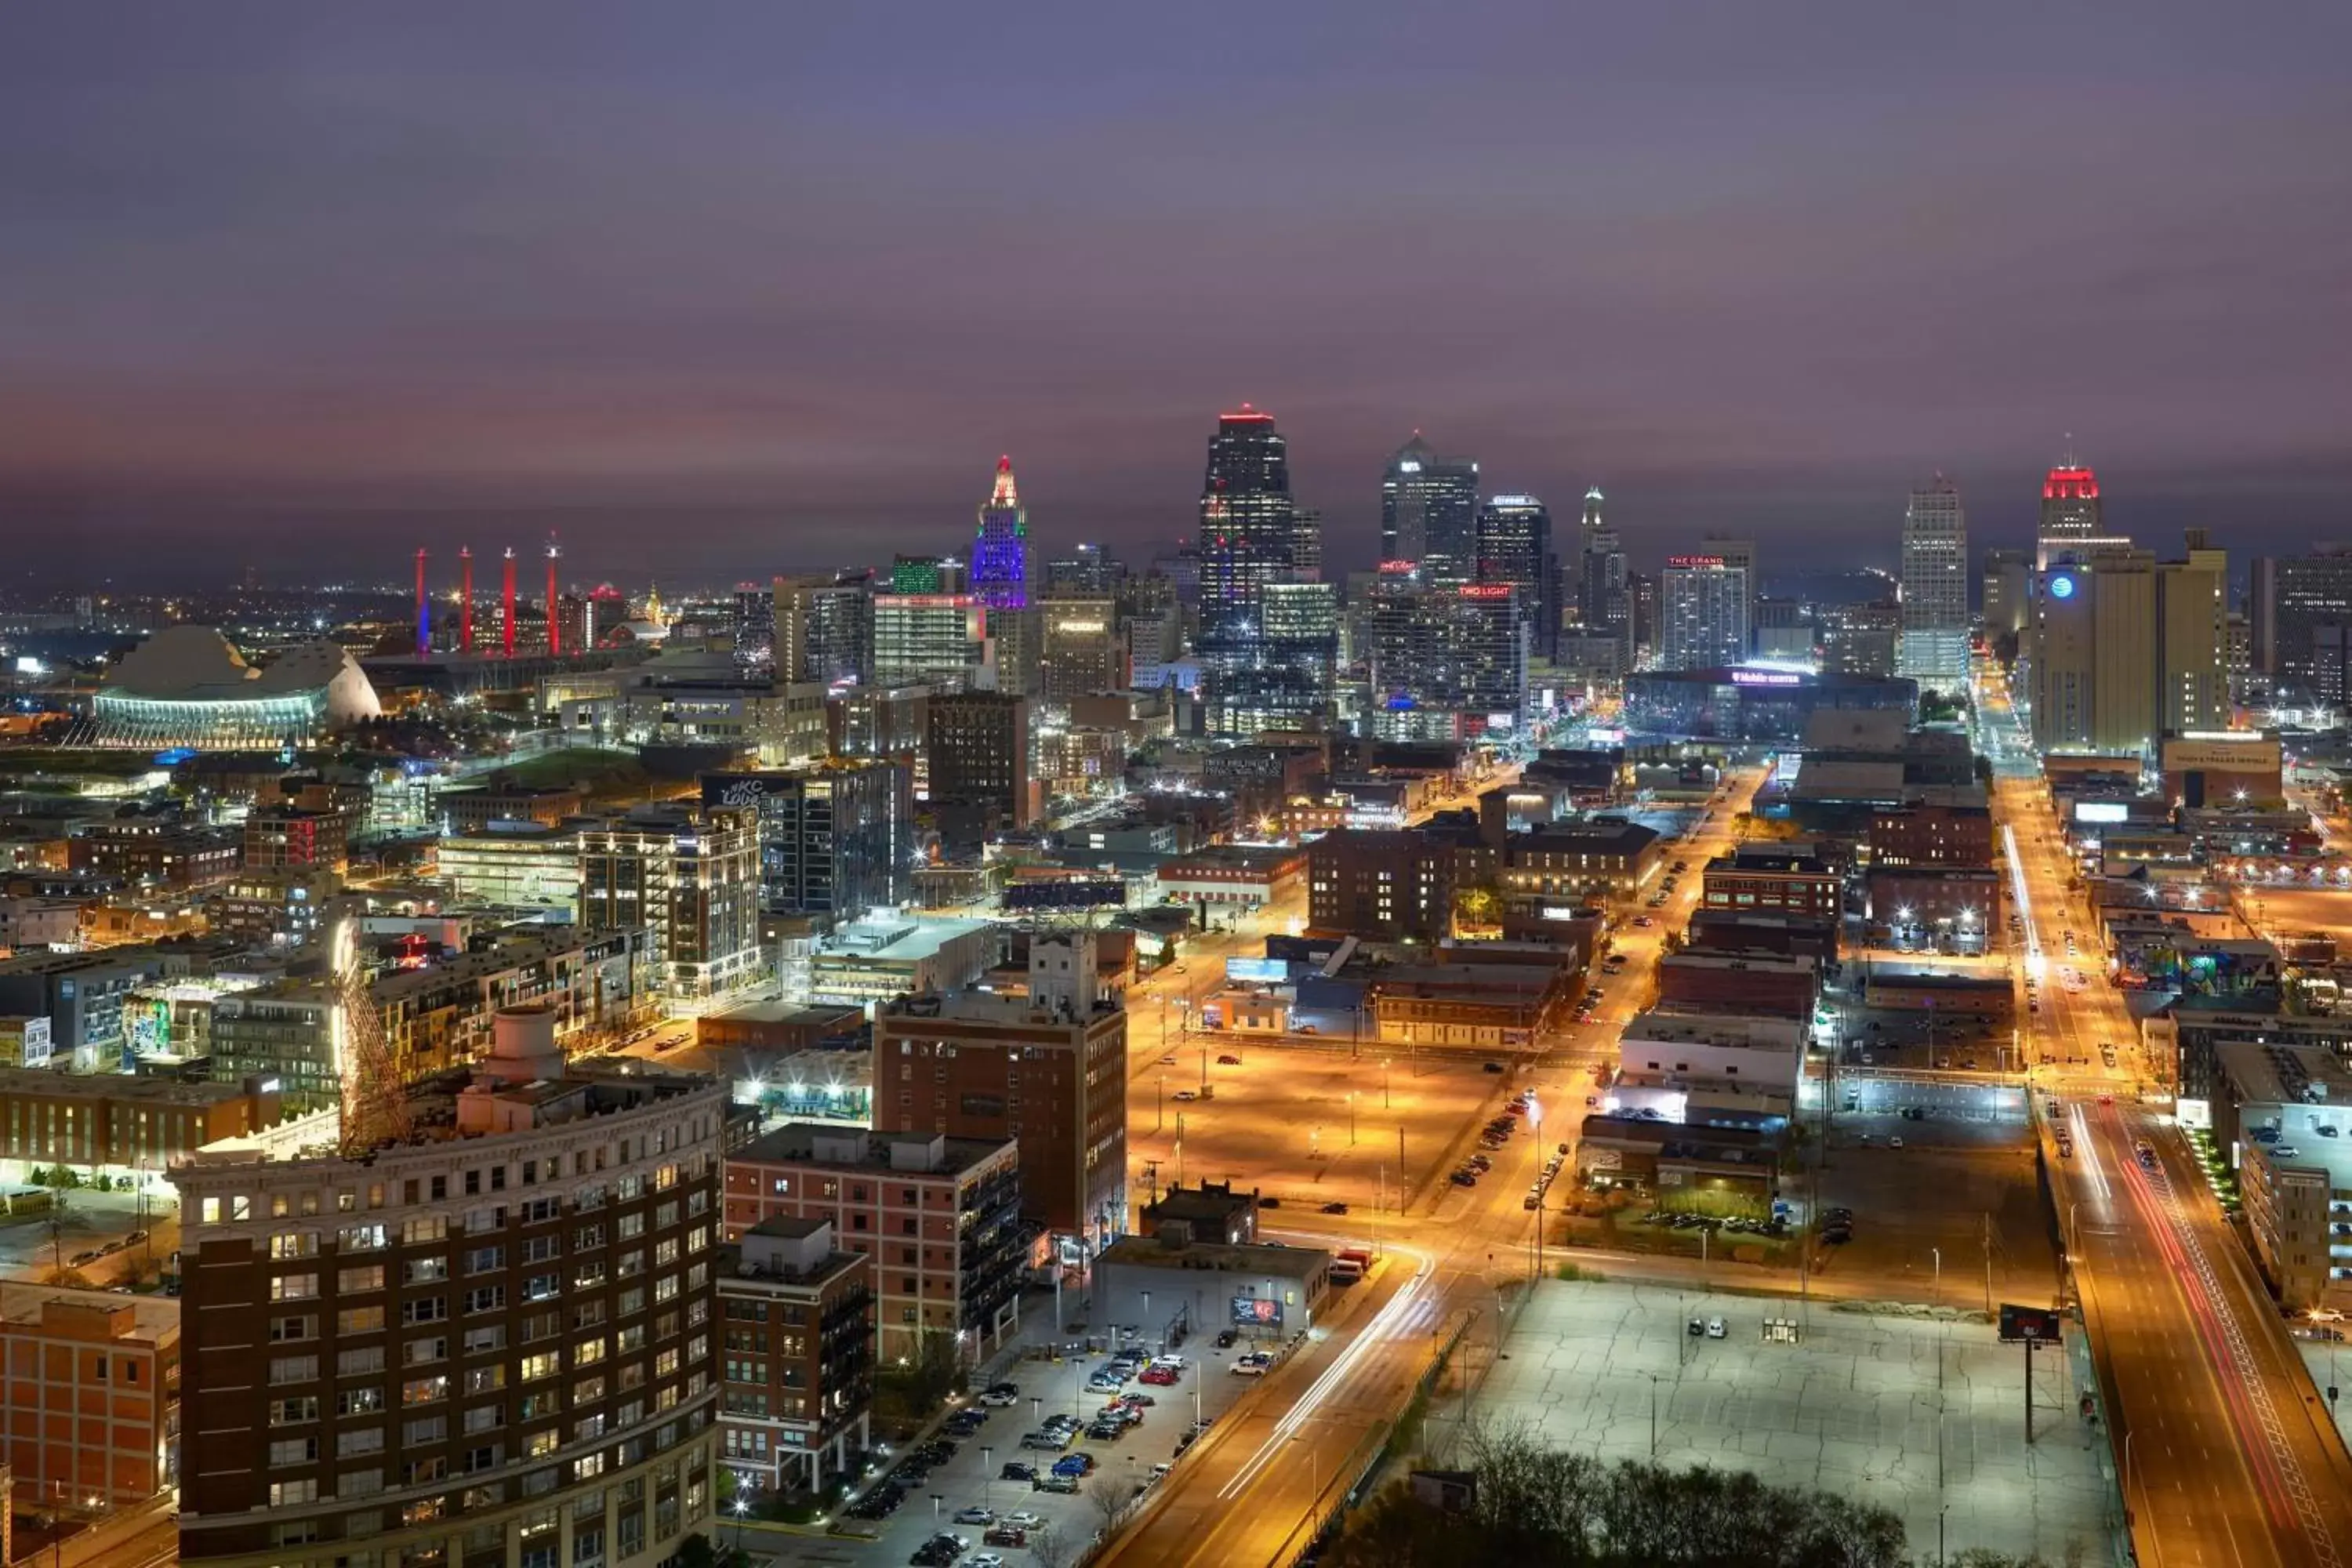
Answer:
xmin=5 ymin=2 xmax=2348 ymax=589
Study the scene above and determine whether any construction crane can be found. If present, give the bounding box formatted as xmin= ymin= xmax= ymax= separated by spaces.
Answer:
xmin=334 ymin=916 xmax=412 ymax=1156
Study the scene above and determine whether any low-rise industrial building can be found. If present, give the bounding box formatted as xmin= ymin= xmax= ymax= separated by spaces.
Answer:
xmin=0 ymin=1286 xmax=182 ymax=1501
xmin=1094 ymin=1226 xmax=1331 ymax=1347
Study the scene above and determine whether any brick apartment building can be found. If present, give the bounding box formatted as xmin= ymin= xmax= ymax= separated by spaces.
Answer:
xmin=68 ymin=819 xmax=241 ymax=891
xmin=244 ymin=804 xmax=353 ymax=875
xmin=1867 ymin=799 xmax=1994 ymax=869
xmin=721 ymin=1125 xmax=1022 ymax=1363
xmin=0 ymin=1289 xmax=180 ymax=1502
xmin=170 ymin=1007 xmax=728 ymax=1568
xmin=0 ymin=1067 xmax=281 ymax=1181
xmin=1308 ymin=828 xmax=1456 ymax=942
xmin=1654 ymin=949 xmax=1820 ymax=1020
xmin=714 ymin=1217 xmax=872 ymax=1499
xmin=871 ymin=933 xmax=1127 ymax=1243
xmin=1700 ymin=848 xmax=1843 ymax=920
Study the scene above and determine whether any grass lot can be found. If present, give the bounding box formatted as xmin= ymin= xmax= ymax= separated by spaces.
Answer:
xmin=0 ymin=747 xmax=165 ymax=779
xmin=489 ymin=747 xmax=653 ymax=797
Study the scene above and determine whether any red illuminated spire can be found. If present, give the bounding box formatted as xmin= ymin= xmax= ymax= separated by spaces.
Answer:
xmin=1221 ymin=402 xmax=1276 ymax=423
xmin=989 ymin=455 xmax=1019 ymax=510
xmin=2043 ymin=463 xmax=2099 ymax=501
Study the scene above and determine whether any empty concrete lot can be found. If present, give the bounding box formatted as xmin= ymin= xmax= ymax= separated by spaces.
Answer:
xmin=1473 ymin=1279 xmax=2114 ymax=1565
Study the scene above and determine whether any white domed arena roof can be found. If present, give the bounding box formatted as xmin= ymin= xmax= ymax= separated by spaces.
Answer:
xmin=104 ymin=626 xmax=381 ymax=722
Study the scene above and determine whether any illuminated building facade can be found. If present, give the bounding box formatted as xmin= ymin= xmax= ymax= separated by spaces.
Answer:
xmin=969 ymin=456 xmax=1032 ymax=610
xmin=1380 ymin=434 xmax=1480 ymax=585
xmin=1897 ymin=476 xmax=1969 ymax=691
xmin=1660 ymin=556 xmax=1751 ymax=672
xmin=1196 ymin=405 xmax=1296 ymax=637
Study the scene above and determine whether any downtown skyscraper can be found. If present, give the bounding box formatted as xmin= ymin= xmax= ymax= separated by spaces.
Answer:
xmin=1196 ymin=405 xmax=1296 ymax=637
xmin=1379 ymin=434 xmax=1480 ymax=584
xmin=1897 ymin=474 xmax=1969 ymax=691
xmin=1475 ymin=494 xmax=1559 ymax=659
xmin=970 ymin=455 xmax=1031 ymax=608
xmin=2035 ymin=453 xmax=2114 ymax=568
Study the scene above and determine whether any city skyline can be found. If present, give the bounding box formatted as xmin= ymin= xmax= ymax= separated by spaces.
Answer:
xmin=5 ymin=5 xmax=2349 ymax=582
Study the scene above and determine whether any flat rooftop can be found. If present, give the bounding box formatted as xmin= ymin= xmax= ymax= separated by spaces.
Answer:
xmin=731 ymin=1121 xmax=1012 ymax=1178
xmin=2217 ymin=1038 xmax=2352 ymax=1109
xmin=818 ymin=915 xmax=993 ymax=960
xmin=0 ymin=1065 xmax=255 ymax=1107
xmin=1096 ymin=1234 xmax=1327 ymax=1279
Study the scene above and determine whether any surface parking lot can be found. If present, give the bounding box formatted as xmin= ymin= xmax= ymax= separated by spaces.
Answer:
xmin=737 ymin=1328 xmax=1289 ymax=1566
xmin=1477 ymin=1279 xmax=2111 ymax=1566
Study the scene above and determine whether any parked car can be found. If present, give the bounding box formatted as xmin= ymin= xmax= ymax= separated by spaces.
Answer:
xmin=1232 ymin=1352 xmax=1273 ymax=1376
xmin=999 ymin=1462 xmax=1038 ymax=1482
xmin=1218 ymin=1054 xmax=1243 ymax=1065
xmin=1705 ymin=1317 xmax=1726 ymax=1339
xmin=1214 ymin=1328 xmax=1239 ymax=1348
xmin=1320 ymin=1201 xmax=1348 ymax=1214
xmin=954 ymin=1507 xmax=996 ymax=1525
xmin=1172 ymin=1090 xmax=1198 ymax=1102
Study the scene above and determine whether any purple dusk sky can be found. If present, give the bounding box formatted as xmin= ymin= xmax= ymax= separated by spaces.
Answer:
xmin=3 ymin=2 xmax=2348 ymax=588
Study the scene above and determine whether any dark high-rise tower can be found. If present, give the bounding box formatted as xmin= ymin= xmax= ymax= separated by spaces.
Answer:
xmin=971 ymin=456 xmax=1031 ymax=609
xmin=1197 ymin=405 xmax=1295 ymax=637
xmin=1475 ymin=494 xmax=1558 ymax=659
xmin=1380 ymin=434 xmax=1479 ymax=584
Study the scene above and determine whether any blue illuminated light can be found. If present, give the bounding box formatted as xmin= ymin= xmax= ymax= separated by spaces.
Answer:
xmin=2050 ymin=575 xmax=2076 ymax=601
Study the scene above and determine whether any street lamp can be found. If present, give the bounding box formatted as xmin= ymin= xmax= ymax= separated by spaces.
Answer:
xmin=1381 ymin=1058 xmax=1392 ymax=1109
xmin=1348 ymin=1092 xmax=1358 ymax=1147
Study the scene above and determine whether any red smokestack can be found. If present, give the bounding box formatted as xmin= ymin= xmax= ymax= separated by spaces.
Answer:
xmin=459 ymin=546 xmax=475 ymax=653
xmin=546 ymin=535 xmax=562 ymax=656
xmin=503 ymin=548 xmax=517 ymax=659
xmin=414 ymin=548 xmax=430 ymax=657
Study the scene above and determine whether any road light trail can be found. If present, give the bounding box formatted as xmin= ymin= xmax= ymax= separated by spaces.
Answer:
xmin=1215 ymin=1241 xmax=1436 ymax=1500
xmin=2002 ymin=822 xmax=2045 ymax=983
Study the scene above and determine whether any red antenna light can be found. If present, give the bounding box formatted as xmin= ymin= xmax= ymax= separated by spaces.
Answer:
xmin=459 ymin=546 xmax=475 ymax=653
xmin=502 ymin=547 xmax=517 ymax=659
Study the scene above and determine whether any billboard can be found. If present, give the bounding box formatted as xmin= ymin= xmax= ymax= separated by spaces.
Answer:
xmin=1225 ymin=957 xmax=1290 ymax=983
xmin=1230 ymin=1295 xmax=1283 ymax=1328
xmin=1998 ymin=1304 xmax=2063 ymax=1345
xmin=2074 ymin=801 xmax=2129 ymax=825
xmin=1001 ymin=880 xmax=1127 ymax=912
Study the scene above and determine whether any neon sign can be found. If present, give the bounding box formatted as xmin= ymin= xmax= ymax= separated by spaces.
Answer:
xmin=1730 ymin=669 xmax=1802 ymax=687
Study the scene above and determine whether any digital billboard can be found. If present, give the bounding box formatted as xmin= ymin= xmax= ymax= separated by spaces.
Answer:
xmin=1998 ymin=1304 xmax=2063 ymax=1345
xmin=1001 ymin=880 xmax=1127 ymax=912
xmin=2074 ymin=801 xmax=2129 ymax=825
xmin=1230 ymin=1295 xmax=1283 ymax=1328
xmin=1225 ymin=957 xmax=1290 ymax=983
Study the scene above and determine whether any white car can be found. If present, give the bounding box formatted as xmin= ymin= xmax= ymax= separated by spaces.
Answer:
xmin=1003 ymin=1510 xmax=1046 ymax=1530
xmin=1230 ymin=1353 xmax=1272 ymax=1376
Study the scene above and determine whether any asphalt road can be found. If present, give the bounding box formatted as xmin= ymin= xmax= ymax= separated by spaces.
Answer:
xmin=1984 ymin=666 xmax=2352 ymax=1568
xmin=1094 ymin=768 xmax=1775 ymax=1566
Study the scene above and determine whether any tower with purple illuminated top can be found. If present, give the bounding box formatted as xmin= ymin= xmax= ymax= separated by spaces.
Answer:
xmin=971 ymin=455 xmax=1031 ymax=609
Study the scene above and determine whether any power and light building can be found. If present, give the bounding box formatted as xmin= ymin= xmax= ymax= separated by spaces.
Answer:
xmin=1659 ymin=556 xmax=1751 ymax=672
xmin=1896 ymin=476 xmax=1969 ymax=692
xmin=968 ymin=456 xmax=1032 ymax=611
